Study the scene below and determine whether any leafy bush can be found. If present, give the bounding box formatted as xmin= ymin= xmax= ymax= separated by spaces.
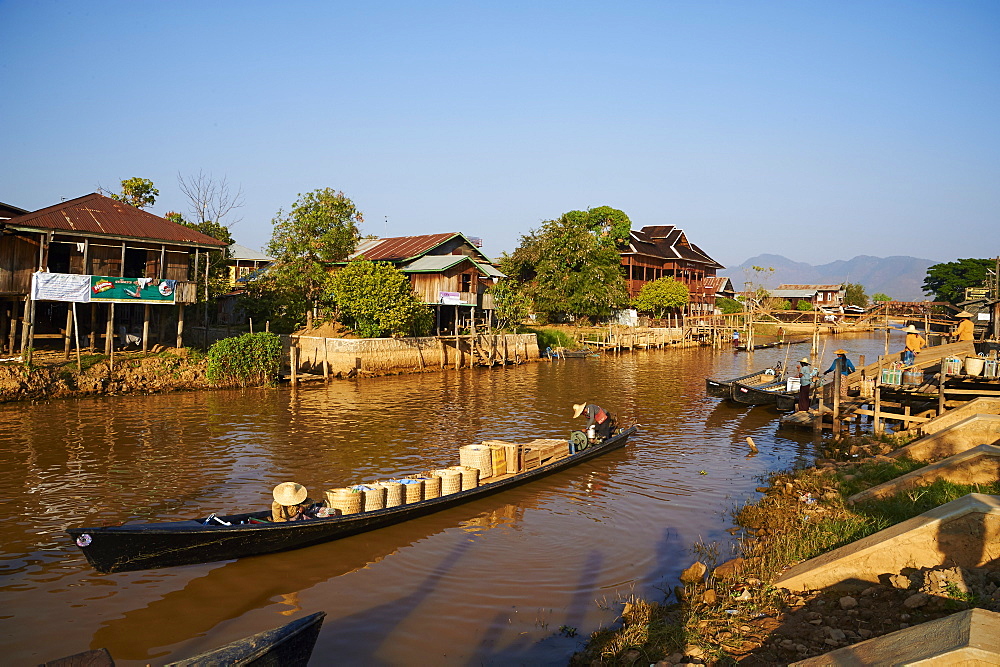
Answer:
xmin=716 ymin=297 xmax=743 ymax=314
xmin=206 ymin=332 xmax=282 ymax=387
xmin=529 ymin=327 xmax=575 ymax=350
xmin=329 ymin=260 xmax=433 ymax=337
xmin=796 ymin=300 xmax=813 ymax=311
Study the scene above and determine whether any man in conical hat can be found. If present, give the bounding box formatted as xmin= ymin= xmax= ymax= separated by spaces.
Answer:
xmin=271 ymin=482 xmax=313 ymax=522
xmin=573 ymin=402 xmax=615 ymax=442
xmin=951 ymin=311 xmax=975 ymax=342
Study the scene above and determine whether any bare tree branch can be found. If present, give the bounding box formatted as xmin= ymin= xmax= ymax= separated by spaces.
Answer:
xmin=177 ymin=170 xmax=245 ymax=226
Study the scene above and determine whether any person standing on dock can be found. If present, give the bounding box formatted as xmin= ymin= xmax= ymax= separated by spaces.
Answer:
xmin=902 ymin=325 xmax=926 ymax=366
xmin=732 ymin=329 xmax=741 ymax=349
xmin=796 ymin=358 xmax=818 ymax=412
xmin=951 ymin=311 xmax=975 ymax=342
xmin=573 ymin=403 xmax=615 ymax=442
xmin=823 ymin=349 xmax=855 ymax=397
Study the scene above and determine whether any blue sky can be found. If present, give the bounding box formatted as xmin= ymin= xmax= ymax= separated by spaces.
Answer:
xmin=2 ymin=1 xmax=998 ymax=268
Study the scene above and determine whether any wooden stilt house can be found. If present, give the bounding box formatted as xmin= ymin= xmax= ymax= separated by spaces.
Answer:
xmin=345 ymin=232 xmax=504 ymax=334
xmin=0 ymin=193 xmax=227 ymax=355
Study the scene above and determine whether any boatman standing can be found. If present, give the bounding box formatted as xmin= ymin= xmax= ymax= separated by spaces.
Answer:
xmin=951 ymin=311 xmax=975 ymax=342
xmin=902 ymin=325 xmax=926 ymax=366
xmin=796 ymin=359 xmax=818 ymax=412
xmin=573 ymin=403 xmax=615 ymax=442
xmin=823 ymin=349 xmax=856 ymax=397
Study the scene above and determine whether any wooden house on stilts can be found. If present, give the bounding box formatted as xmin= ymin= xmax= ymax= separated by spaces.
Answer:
xmin=0 ymin=193 xmax=227 ymax=355
xmin=345 ymin=232 xmax=504 ymax=334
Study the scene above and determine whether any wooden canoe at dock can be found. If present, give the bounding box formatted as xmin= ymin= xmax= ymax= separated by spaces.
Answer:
xmin=68 ymin=427 xmax=638 ymax=574
xmin=706 ymin=367 xmax=783 ymax=399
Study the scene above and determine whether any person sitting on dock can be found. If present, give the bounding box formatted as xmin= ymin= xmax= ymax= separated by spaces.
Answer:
xmin=823 ymin=349 xmax=856 ymax=396
xmin=796 ymin=358 xmax=818 ymax=412
xmin=271 ymin=482 xmax=314 ymax=522
xmin=951 ymin=311 xmax=975 ymax=342
xmin=573 ymin=402 xmax=615 ymax=442
xmin=902 ymin=325 xmax=926 ymax=366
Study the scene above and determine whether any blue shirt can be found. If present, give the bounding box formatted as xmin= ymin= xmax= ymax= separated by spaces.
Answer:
xmin=824 ymin=357 xmax=856 ymax=376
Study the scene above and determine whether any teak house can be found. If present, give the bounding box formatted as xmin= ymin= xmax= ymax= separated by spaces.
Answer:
xmin=621 ymin=225 xmax=725 ymax=317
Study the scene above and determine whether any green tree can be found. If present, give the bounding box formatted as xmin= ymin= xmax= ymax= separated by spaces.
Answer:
xmin=871 ymin=292 xmax=891 ymax=303
xmin=489 ymin=279 xmax=530 ymax=330
xmin=266 ymin=189 xmax=363 ymax=326
xmin=796 ymin=300 xmax=813 ymax=311
xmin=562 ymin=206 xmax=633 ymax=250
xmin=501 ymin=211 xmax=629 ymax=321
xmin=111 ymin=177 xmax=158 ymax=209
xmin=843 ymin=282 xmax=869 ymax=307
xmin=329 ymin=260 xmax=432 ymax=338
xmin=716 ymin=297 xmax=744 ymax=314
xmin=922 ymin=258 xmax=993 ymax=303
xmin=631 ymin=277 xmax=689 ymax=318
xmin=774 ymin=299 xmax=791 ymax=310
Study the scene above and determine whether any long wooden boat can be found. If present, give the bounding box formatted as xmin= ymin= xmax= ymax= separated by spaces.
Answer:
xmin=734 ymin=338 xmax=807 ymax=352
xmin=731 ymin=378 xmax=797 ymax=410
xmin=562 ymin=348 xmax=600 ymax=358
xmin=68 ymin=426 xmax=638 ymax=574
xmin=706 ymin=367 xmax=782 ymax=399
xmin=42 ymin=612 xmax=325 ymax=667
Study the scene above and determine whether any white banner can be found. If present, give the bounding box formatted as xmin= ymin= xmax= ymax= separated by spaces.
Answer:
xmin=31 ymin=272 xmax=92 ymax=303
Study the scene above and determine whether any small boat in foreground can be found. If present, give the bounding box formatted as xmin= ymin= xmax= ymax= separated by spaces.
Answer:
xmin=166 ymin=611 xmax=325 ymax=667
xmin=706 ymin=366 xmax=782 ymax=399
xmin=42 ymin=612 xmax=326 ymax=667
xmin=69 ymin=427 xmax=638 ymax=573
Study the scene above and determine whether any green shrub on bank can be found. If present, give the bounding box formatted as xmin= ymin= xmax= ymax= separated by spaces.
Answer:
xmin=206 ymin=332 xmax=282 ymax=387
xmin=528 ymin=327 xmax=576 ymax=351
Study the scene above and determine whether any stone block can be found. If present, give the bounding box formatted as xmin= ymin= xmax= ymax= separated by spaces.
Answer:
xmin=920 ymin=397 xmax=1000 ymax=436
xmin=849 ymin=445 xmax=1000 ymax=503
xmin=891 ymin=415 xmax=1000 ymax=462
xmin=775 ymin=494 xmax=1000 ymax=592
xmin=791 ymin=608 xmax=1000 ymax=666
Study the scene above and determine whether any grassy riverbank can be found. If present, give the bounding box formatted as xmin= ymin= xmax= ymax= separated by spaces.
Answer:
xmin=0 ymin=347 xmax=210 ymax=402
xmin=572 ymin=435 xmax=1000 ymax=665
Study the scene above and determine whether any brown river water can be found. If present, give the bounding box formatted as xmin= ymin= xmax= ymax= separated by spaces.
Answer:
xmin=1 ymin=333 xmax=892 ymax=665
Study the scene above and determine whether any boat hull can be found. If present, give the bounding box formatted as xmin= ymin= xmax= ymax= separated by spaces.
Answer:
xmin=69 ymin=427 xmax=637 ymax=573
xmin=166 ymin=611 xmax=325 ymax=667
xmin=732 ymin=379 xmax=796 ymax=410
xmin=705 ymin=368 xmax=781 ymax=400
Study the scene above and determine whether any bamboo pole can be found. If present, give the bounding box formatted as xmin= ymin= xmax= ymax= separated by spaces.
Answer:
xmin=290 ymin=345 xmax=298 ymax=386
xmin=323 ymin=338 xmax=330 ymax=380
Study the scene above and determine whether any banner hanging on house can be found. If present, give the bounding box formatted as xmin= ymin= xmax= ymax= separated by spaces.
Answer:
xmin=29 ymin=273 xmax=176 ymax=304
xmin=31 ymin=272 xmax=92 ymax=302
xmin=89 ymin=276 xmax=176 ymax=304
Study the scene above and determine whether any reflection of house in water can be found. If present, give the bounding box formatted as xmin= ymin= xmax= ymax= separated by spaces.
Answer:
xmin=341 ymin=232 xmax=505 ymax=334
xmin=0 ymin=193 xmax=227 ymax=353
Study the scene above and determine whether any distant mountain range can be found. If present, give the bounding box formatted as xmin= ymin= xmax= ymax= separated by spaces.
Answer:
xmin=721 ymin=254 xmax=936 ymax=302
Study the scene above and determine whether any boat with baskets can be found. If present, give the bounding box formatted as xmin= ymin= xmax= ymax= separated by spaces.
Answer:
xmin=68 ymin=426 xmax=638 ymax=574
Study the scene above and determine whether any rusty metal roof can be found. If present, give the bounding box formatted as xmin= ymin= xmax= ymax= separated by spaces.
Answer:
xmin=3 ymin=193 xmax=227 ymax=247
xmin=350 ymin=233 xmax=458 ymax=261
xmin=626 ymin=226 xmax=724 ymax=269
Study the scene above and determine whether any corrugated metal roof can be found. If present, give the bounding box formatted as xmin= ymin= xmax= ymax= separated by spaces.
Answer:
xmin=229 ymin=243 xmax=273 ymax=261
xmin=350 ymin=233 xmax=458 ymax=261
xmin=399 ymin=255 xmax=468 ymax=272
xmin=778 ymin=284 xmax=843 ymax=291
xmin=3 ymin=193 xmax=227 ymax=247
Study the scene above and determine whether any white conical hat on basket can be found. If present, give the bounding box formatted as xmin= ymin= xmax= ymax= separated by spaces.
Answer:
xmin=273 ymin=481 xmax=307 ymax=506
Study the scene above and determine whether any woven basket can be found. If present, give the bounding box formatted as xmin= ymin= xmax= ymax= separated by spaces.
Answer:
xmin=432 ymin=469 xmax=462 ymax=495
xmin=397 ymin=478 xmax=424 ymax=503
xmin=377 ymin=481 xmax=404 ymax=508
xmin=325 ymin=487 xmax=363 ymax=515
xmin=459 ymin=444 xmax=493 ymax=480
xmin=420 ymin=475 xmax=441 ymax=499
xmin=353 ymin=484 xmax=386 ymax=511
xmin=448 ymin=465 xmax=479 ymax=490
